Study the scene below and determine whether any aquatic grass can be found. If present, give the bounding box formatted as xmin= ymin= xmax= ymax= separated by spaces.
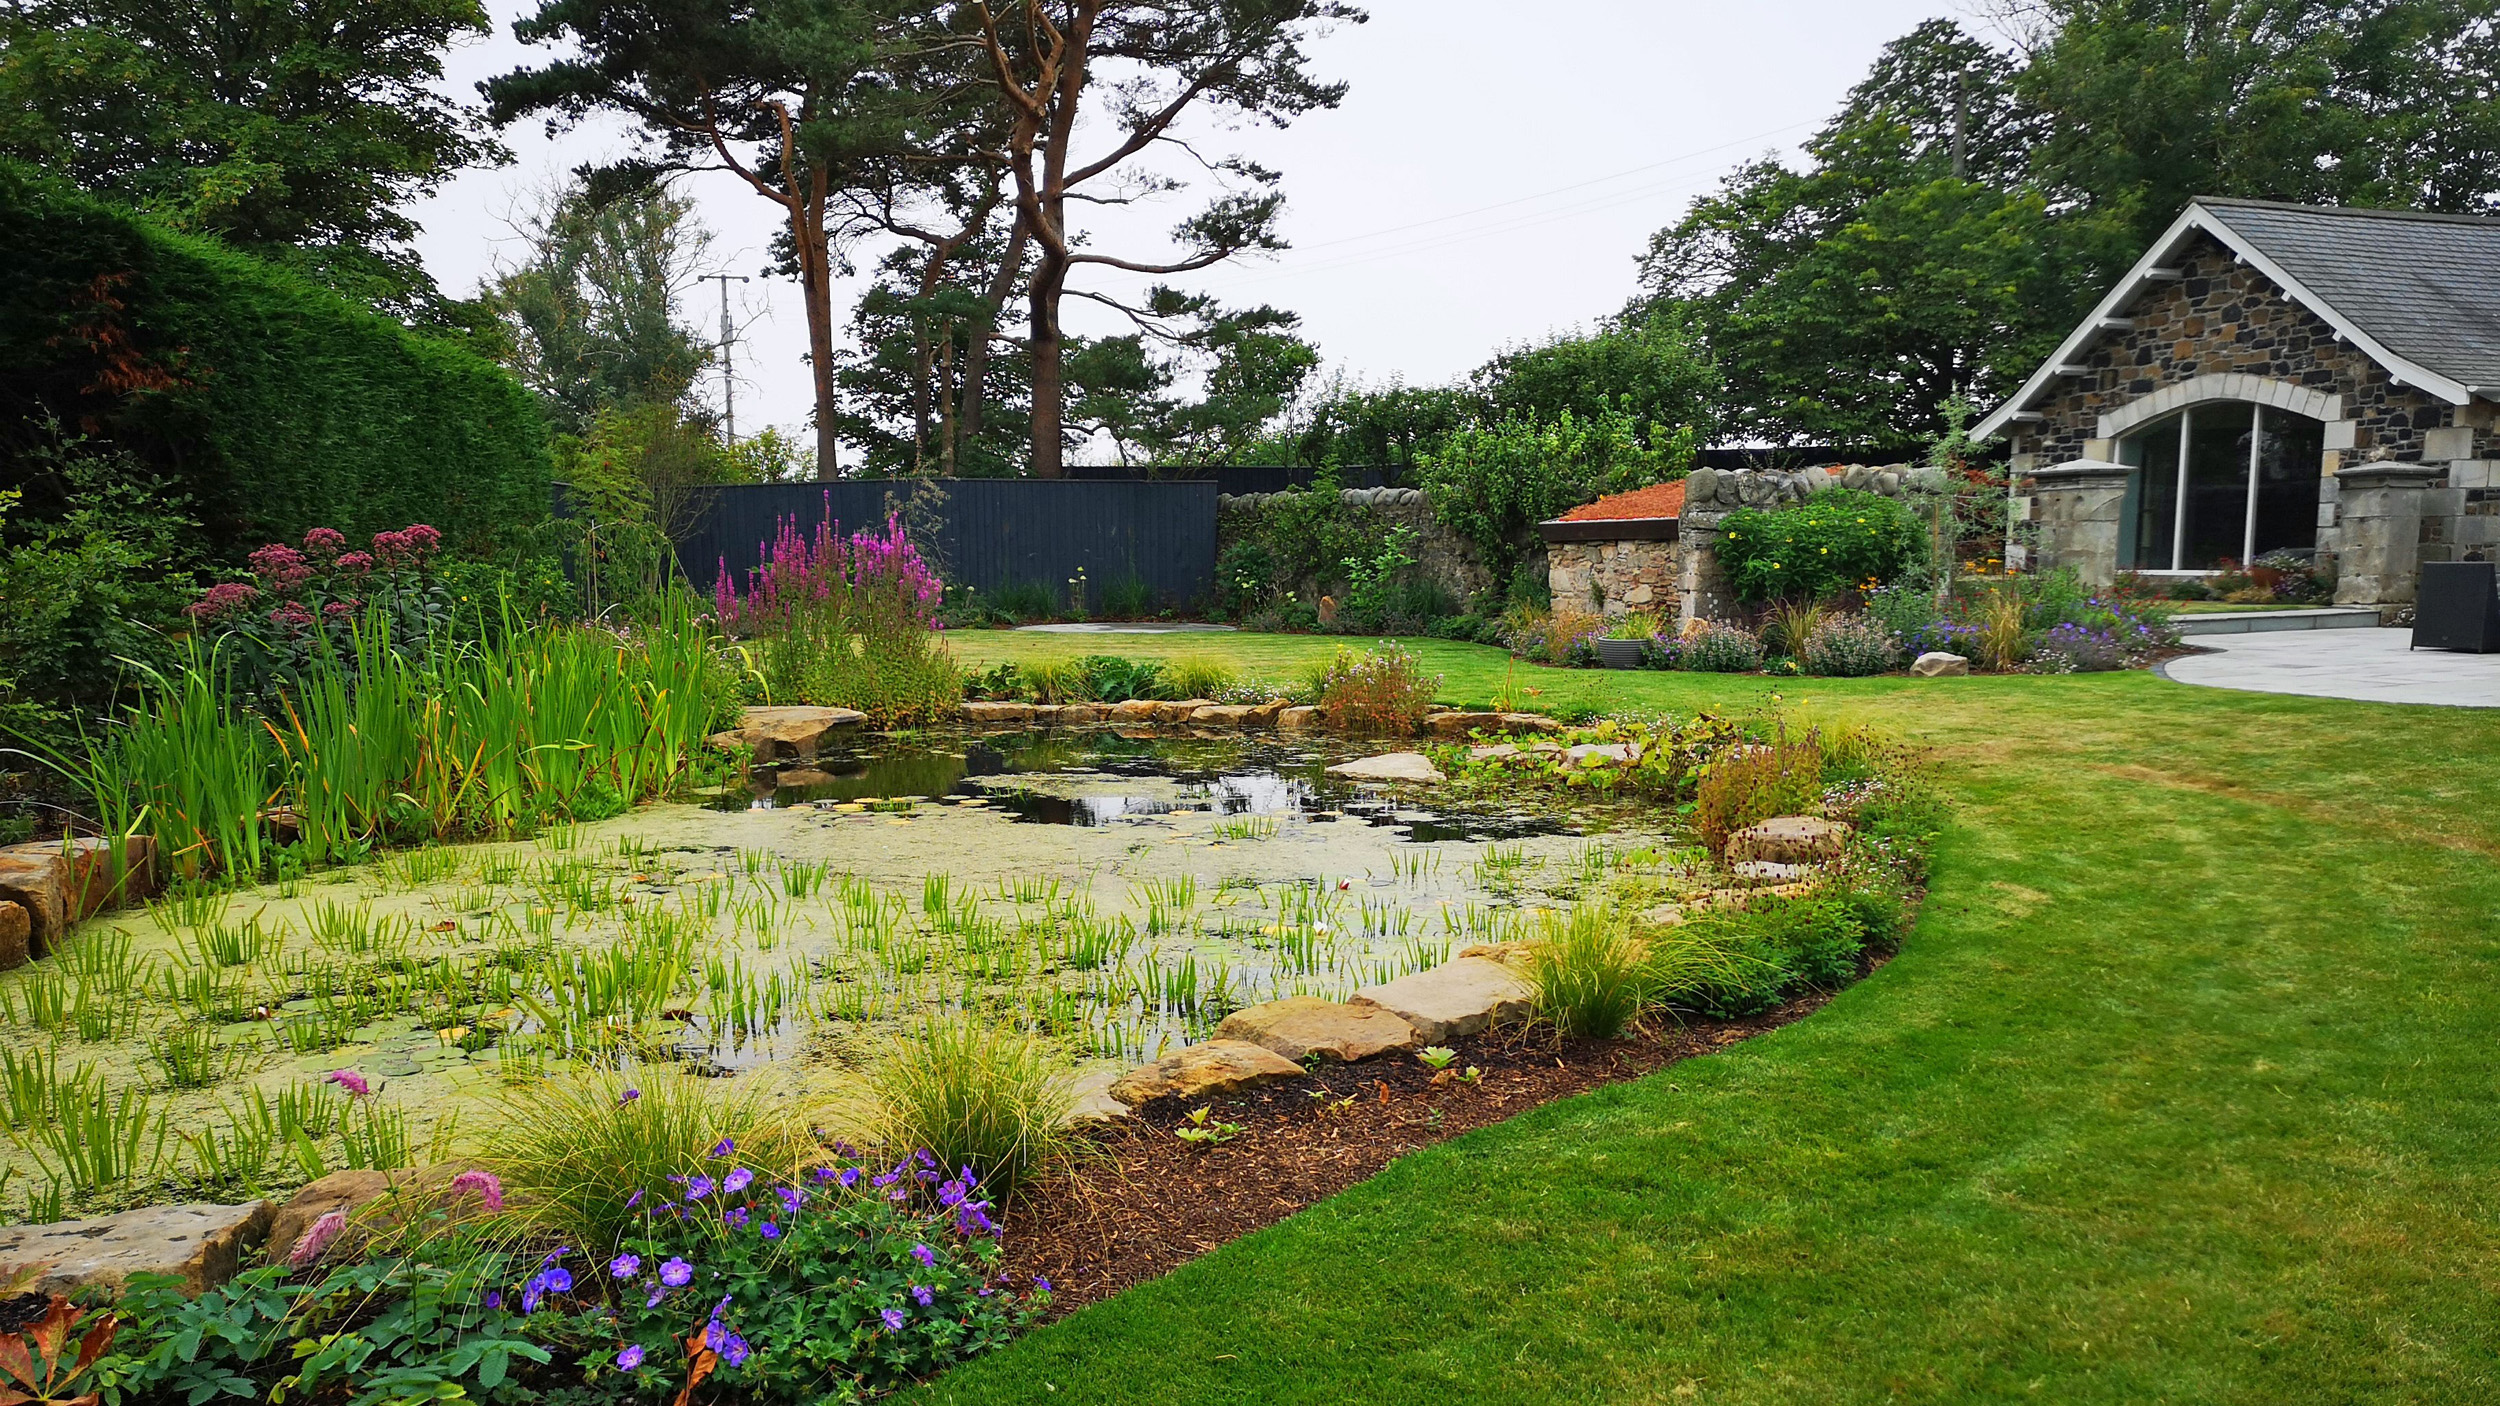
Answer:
xmin=56 ymin=929 xmax=137 ymax=991
xmin=852 ymin=1013 xmax=1073 ymax=1192
xmin=0 ymin=1048 xmax=96 ymax=1129
xmin=150 ymin=1023 xmax=254 ymax=1089
xmin=18 ymin=1084 xmax=168 ymax=1196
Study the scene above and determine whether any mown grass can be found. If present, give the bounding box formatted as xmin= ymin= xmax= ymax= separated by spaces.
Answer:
xmin=918 ymin=630 xmax=2500 ymax=1403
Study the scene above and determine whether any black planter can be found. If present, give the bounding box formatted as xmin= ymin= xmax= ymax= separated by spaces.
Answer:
xmin=1594 ymin=638 xmax=1647 ymax=669
xmin=2414 ymin=561 xmax=2500 ymax=652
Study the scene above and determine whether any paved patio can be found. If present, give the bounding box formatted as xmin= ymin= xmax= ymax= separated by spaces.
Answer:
xmin=2161 ymin=626 xmax=2500 ymax=708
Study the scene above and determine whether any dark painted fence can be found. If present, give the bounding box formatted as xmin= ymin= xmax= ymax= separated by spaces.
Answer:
xmin=675 ymin=478 xmax=1219 ymax=609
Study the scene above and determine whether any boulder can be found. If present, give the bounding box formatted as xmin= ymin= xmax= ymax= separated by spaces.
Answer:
xmin=1187 ymin=704 xmax=1257 ymax=726
xmin=1350 ymin=957 xmax=1535 ymax=1043
xmin=1421 ymin=711 xmax=1503 ymax=738
xmin=0 ymin=837 xmax=158 ymax=916
xmin=1726 ymin=815 xmax=1850 ymax=865
xmin=0 ymin=901 xmax=26 ymax=971
xmin=1108 ymin=698 xmax=1162 ymax=723
xmin=1056 ymin=704 xmax=1102 ymax=726
xmin=1215 ymin=996 xmax=1417 ymax=1062
xmin=723 ymin=705 xmax=867 ymax=761
xmin=1729 ymin=860 xmax=1814 ymax=884
xmin=1027 ymin=705 xmax=1064 ymax=724
xmin=1277 ymin=705 xmax=1323 ymax=730
xmin=1153 ymin=699 xmax=1216 ymax=723
xmin=0 ymin=853 xmax=68 ymax=954
xmin=1911 ymin=651 xmax=1970 ymax=678
xmin=1244 ymin=698 xmax=1291 ymax=726
xmin=961 ymin=700 xmax=1035 ymax=724
xmin=1453 ymin=940 xmax=1539 ymax=968
xmin=0 ymin=1201 xmax=271 ymax=1298
xmin=1325 ymin=752 xmax=1445 ymax=783
xmin=1065 ymin=1070 xmax=1134 ymax=1127
xmin=1108 ymin=1039 xmax=1304 ymax=1107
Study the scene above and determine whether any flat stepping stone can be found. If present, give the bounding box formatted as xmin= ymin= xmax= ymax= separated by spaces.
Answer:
xmin=1326 ymin=752 xmax=1445 ymax=783
xmin=1064 ymin=1069 xmax=1134 ymax=1126
xmin=0 ymin=1201 xmax=270 ymax=1298
xmin=1564 ymin=742 xmax=1637 ymax=765
xmin=1351 ymin=956 xmax=1534 ymax=1043
xmin=1109 ymin=1039 xmax=1304 ymax=1107
xmin=1215 ymin=995 xmax=1417 ymax=1062
xmin=709 ymin=705 xmax=867 ymax=761
xmin=1727 ymin=815 xmax=1849 ymax=865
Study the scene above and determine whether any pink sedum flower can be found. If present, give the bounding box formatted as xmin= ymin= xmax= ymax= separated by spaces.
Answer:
xmin=450 ymin=1169 xmax=504 ymax=1212
xmin=287 ymin=1211 xmax=347 ymax=1268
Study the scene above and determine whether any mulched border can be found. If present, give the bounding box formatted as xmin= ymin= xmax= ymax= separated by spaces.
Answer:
xmin=992 ymin=982 xmax=1858 ymax=1314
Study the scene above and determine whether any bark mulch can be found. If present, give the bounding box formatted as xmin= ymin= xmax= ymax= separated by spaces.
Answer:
xmin=994 ymin=987 xmax=1842 ymax=1314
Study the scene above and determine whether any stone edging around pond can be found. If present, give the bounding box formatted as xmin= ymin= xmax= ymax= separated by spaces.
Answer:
xmin=958 ymin=700 xmax=1570 ymax=737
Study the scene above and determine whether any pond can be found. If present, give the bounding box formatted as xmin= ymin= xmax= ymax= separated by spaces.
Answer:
xmin=12 ymin=727 xmax=1696 ymax=1203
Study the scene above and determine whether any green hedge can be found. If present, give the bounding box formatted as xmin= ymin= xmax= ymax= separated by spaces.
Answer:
xmin=0 ymin=163 xmax=550 ymax=554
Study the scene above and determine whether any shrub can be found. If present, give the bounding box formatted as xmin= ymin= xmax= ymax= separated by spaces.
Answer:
xmin=482 ymin=1064 xmax=814 ymax=1253
xmin=1214 ymin=539 xmax=1280 ymax=619
xmin=1694 ymin=729 xmax=1822 ymax=858
xmin=1714 ymin=488 xmax=1926 ymax=604
xmin=1080 ymin=654 xmax=1163 ymax=703
xmin=1417 ymin=406 xmax=1691 ymax=587
xmin=536 ymin=1146 xmax=1041 ymax=1403
xmin=1312 ymin=644 xmax=1441 ymax=733
xmin=1802 ymin=614 xmax=1905 ymax=676
xmin=1159 ymin=656 xmax=1237 ymax=701
xmin=0 ymin=163 xmax=551 ymax=555
xmin=1686 ymin=894 xmax=1870 ymax=1018
xmin=1498 ymin=605 xmax=1602 ymax=665
xmin=1676 ymin=621 xmax=1764 ymax=673
xmin=2028 ymin=621 xmax=2126 ymax=672
xmin=852 ymin=1014 xmax=1072 ymax=1193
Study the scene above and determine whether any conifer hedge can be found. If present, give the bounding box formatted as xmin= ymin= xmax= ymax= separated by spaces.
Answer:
xmin=0 ymin=163 xmax=550 ymax=554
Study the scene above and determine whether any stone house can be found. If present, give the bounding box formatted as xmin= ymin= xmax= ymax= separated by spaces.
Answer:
xmin=1978 ymin=197 xmax=2500 ymax=604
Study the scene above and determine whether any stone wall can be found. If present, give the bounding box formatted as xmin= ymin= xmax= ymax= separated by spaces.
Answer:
xmin=1216 ymin=486 xmax=1497 ymax=607
xmin=2006 ymin=230 xmax=2500 ymax=601
xmin=1548 ymin=538 xmax=1679 ymax=617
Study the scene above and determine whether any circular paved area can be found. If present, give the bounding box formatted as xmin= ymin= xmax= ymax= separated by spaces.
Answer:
xmin=2161 ymin=626 xmax=2500 ymax=708
xmin=1014 ymin=622 xmax=1238 ymax=635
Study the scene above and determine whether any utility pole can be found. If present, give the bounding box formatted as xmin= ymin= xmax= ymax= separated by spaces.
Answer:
xmin=700 ymin=273 xmax=749 ymax=440
xmin=1951 ymin=68 xmax=1969 ymax=180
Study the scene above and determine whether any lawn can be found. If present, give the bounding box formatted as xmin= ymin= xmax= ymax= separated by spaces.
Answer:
xmin=916 ymin=630 xmax=2500 ymax=1404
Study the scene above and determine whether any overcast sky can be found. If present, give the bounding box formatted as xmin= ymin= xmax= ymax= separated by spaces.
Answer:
xmin=409 ymin=1 xmax=1963 ymax=459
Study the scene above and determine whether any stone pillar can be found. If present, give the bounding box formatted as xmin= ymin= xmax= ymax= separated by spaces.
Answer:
xmin=2332 ymin=463 xmax=2442 ymax=604
xmin=1675 ymin=512 xmax=1736 ymax=628
xmin=2024 ymin=459 xmax=2132 ymax=588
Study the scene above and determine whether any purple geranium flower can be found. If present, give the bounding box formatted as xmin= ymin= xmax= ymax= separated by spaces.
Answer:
xmin=725 ymin=1207 xmax=749 ymax=1229
xmin=710 ymin=1138 xmax=735 ymax=1157
xmin=723 ymin=1167 xmax=754 ymax=1194
xmin=880 ymin=1307 xmax=907 ymax=1332
xmin=686 ymin=1175 xmax=715 ymax=1201
xmin=911 ymin=1243 xmax=935 ymax=1267
xmin=759 ymin=1221 xmax=779 ymax=1240
xmin=659 ymin=1257 xmax=693 ymax=1287
xmin=910 ymin=1284 xmax=934 ymax=1307
xmin=609 ymin=1254 xmax=640 ymax=1280
xmin=838 ymin=1168 xmax=861 ymax=1189
xmin=617 ymin=1344 xmax=646 ymax=1371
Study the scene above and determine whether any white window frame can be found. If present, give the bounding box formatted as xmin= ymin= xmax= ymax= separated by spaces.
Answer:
xmin=2127 ymin=400 xmax=2277 ymax=572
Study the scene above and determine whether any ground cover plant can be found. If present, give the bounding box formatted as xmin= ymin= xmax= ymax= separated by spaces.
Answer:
xmin=908 ymin=628 xmax=2500 ymax=1405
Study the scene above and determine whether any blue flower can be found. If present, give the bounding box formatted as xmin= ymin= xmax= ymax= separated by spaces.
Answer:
xmin=911 ymin=1243 xmax=935 ymax=1267
xmin=609 ymin=1254 xmax=640 ymax=1280
xmin=659 ymin=1257 xmax=693 ymax=1287
xmin=484 ymin=1291 xmax=501 ymax=1309
xmin=1033 ymin=1276 xmax=1051 ymax=1293
xmin=624 ymin=1190 xmax=643 ymax=1210
xmin=725 ymin=1207 xmax=750 ymax=1228
xmin=645 ymin=1283 xmax=667 ymax=1308
xmin=880 ymin=1307 xmax=906 ymax=1332
xmin=616 ymin=1344 xmax=646 ymax=1371
xmin=711 ymin=1137 xmax=736 ymax=1157
xmin=723 ymin=1167 xmax=754 ymax=1195
xmin=910 ymin=1284 xmax=934 ymax=1307
xmin=759 ymin=1221 xmax=780 ymax=1240
xmin=838 ymin=1168 xmax=862 ymax=1189
xmin=686 ymin=1175 xmax=715 ymax=1201
xmin=776 ymin=1187 xmax=802 ymax=1216
xmin=619 ymin=1088 xmax=641 ymax=1106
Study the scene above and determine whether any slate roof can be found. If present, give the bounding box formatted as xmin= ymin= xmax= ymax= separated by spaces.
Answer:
xmin=2199 ymin=198 xmax=2500 ymax=394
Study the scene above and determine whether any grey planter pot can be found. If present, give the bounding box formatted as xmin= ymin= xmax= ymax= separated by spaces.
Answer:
xmin=1594 ymin=638 xmax=1647 ymax=670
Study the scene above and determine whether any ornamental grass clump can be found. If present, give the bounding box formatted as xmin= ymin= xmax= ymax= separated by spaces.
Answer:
xmin=853 ymin=1014 xmax=1073 ymax=1194
xmin=1158 ymin=656 xmax=1236 ymax=701
xmin=482 ymin=1064 xmax=813 ymax=1253
xmin=1529 ymin=905 xmax=1755 ymax=1038
xmin=1312 ymin=644 xmax=1440 ymax=734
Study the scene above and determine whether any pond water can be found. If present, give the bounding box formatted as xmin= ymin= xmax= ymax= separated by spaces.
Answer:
xmin=13 ymin=727 xmax=1698 ymax=1206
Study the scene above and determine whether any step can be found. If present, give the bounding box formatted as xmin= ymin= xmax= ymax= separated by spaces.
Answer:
xmin=2172 ymin=607 xmax=2383 ymax=636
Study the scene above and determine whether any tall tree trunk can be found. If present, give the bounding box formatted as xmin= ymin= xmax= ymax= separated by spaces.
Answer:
xmin=960 ymin=217 xmax=1028 ymax=460
xmin=1026 ymin=245 xmax=1068 ymax=478
xmin=937 ymin=331 xmax=959 ymax=474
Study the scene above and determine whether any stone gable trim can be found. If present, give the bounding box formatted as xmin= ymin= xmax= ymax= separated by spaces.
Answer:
xmin=1980 ymin=199 xmax=2475 ymax=439
xmin=2096 ymin=372 xmax=2344 ymax=438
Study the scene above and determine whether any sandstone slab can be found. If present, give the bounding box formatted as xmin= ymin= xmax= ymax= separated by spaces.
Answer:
xmin=1107 ymin=698 xmax=1162 ymax=722
xmin=1351 ymin=957 xmax=1535 ymax=1043
xmin=1055 ymin=704 xmax=1102 ymax=726
xmin=1325 ymin=752 xmax=1444 ymax=783
xmin=714 ymin=705 xmax=867 ymax=761
xmin=266 ymin=1167 xmax=502 ymax=1265
xmin=1187 ymin=704 xmax=1256 ymax=726
xmin=1244 ymin=698 xmax=1290 ymax=726
xmin=1498 ymin=713 xmax=1567 ymax=734
xmin=1108 ymin=1039 xmax=1304 ymax=1107
xmin=0 ymin=901 xmax=27 ymax=972
xmin=1277 ymin=705 xmax=1322 ymax=730
xmin=1215 ymin=995 xmax=1417 ymax=1062
xmin=961 ymin=700 xmax=1035 ymax=724
xmin=0 ymin=1201 xmax=270 ymax=1298
xmin=1729 ymin=860 xmax=1814 ymax=884
xmin=1153 ymin=699 xmax=1216 ymax=722
xmin=0 ymin=837 xmax=159 ymax=917
xmin=1065 ymin=1070 xmax=1133 ymax=1126
xmin=0 ymin=852 xmax=68 ymax=953
xmin=1911 ymin=651 xmax=1971 ymax=678
xmin=1727 ymin=815 xmax=1849 ymax=865
xmin=1564 ymin=742 xmax=1637 ymax=765
xmin=1422 ymin=711 xmax=1504 ymax=738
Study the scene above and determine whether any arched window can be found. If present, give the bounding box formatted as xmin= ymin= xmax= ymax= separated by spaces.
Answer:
xmin=2117 ymin=403 xmax=2326 ymax=571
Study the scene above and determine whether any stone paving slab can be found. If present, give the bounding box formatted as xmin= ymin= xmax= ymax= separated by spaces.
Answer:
xmin=2161 ymin=627 xmax=2499 ymax=708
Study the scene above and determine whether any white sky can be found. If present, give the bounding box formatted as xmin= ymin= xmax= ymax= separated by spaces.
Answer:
xmin=409 ymin=1 xmax=1960 ymax=461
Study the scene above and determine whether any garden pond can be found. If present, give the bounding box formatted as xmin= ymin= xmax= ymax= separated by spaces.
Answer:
xmin=6 ymin=727 xmax=1706 ymax=1210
